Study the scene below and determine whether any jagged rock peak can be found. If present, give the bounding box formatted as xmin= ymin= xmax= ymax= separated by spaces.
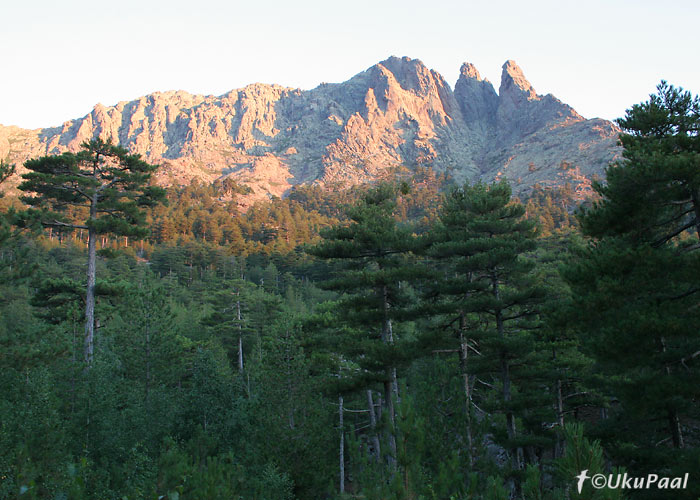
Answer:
xmin=378 ymin=55 xmax=428 ymax=76
xmin=460 ymin=62 xmax=485 ymax=82
xmin=374 ymin=56 xmax=447 ymax=96
xmin=0 ymin=55 xmax=621 ymax=208
xmin=500 ymin=60 xmax=537 ymax=99
xmin=454 ymin=62 xmax=498 ymax=127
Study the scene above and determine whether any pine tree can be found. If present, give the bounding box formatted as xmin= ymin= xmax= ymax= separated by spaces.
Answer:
xmin=580 ymin=81 xmax=700 ymax=244
xmin=111 ymin=277 xmax=177 ymax=407
xmin=18 ymin=139 xmax=165 ymax=366
xmin=307 ymin=183 xmax=417 ymax=469
xmin=531 ymin=236 xmax=601 ymax=460
xmin=419 ymin=184 xmax=485 ymax=466
xmin=201 ymin=279 xmax=258 ymax=373
xmin=429 ymin=181 xmax=545 ymax=474
xmin=566 ymin=82 xmax=700 ymax=496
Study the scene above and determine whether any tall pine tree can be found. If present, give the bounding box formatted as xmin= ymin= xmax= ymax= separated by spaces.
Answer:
xmin=566 ymin=82 xmax=700 ymax=497
xmin=307 ymin=183 xmax=417 ymax=469
xmin=431 ymin=181 xmax=545 ymax=475
xmin=18 ymin=139 xmax=165 ymax=366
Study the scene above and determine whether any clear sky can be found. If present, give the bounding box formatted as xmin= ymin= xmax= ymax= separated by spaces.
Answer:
xmin=2 ymin=0 xmax=698 ymax=129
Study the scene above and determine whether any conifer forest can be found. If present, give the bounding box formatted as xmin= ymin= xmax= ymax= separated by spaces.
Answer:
xmin=1 ymin=83 xmax=699 ymax=500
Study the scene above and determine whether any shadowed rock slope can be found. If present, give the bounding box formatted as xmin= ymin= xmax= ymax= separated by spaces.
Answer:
xmin=0 ymin=56 xmax=619 ymax=206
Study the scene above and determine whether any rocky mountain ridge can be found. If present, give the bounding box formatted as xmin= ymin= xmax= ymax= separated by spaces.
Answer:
xmin=0 ymin=57 xmax=620 ymax=206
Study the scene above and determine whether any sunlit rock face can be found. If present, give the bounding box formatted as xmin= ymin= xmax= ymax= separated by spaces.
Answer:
xmin=1 ymin=56 xmax=619 ymax=206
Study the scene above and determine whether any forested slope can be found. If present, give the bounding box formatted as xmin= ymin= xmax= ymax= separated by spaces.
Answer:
xmin=0 ymin=83 xmax=698 ymax=500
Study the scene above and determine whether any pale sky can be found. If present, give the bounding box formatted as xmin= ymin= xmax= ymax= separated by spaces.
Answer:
xmin=1 ymin=0 xmax=698 ymax=129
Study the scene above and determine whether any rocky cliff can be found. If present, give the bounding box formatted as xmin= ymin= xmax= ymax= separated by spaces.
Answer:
xmin=0 ymin=56 xmax=620 ymax=205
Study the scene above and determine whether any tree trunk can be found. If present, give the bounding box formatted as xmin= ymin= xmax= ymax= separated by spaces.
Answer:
xmin=493 ymin=272 xmax=522 ymax=470
xmin=381 ymin=285 xmax=397 ymax=469
xmin=71 ymin=312 xmax=78 ymax=414
xmin=286 ymin=330 xmax=295 ymax=430
xmin=367 ymin=390 xmax=381 ymax=461
xmin=84 ymin=183 xmax=99 ymax=367
xmin=555 ymin=377 xmax=564 ymax=458
xmin=661 ymin=336 xmax=685 ymax=448
xmin=339 ymin=394 xmax=345 ymax=494
xmin=668 ymin=409 xmax=684 ymax=448
xmin=386 ymin=317 xmax=400 ymax=403
xmin=383 ymin=379 xmax=397 ymax=469
xmin=236 ymin=295 xmax=244 ymax=373
xmin=459 ymin=312 xmax=474 ymax=466
xmin=501 ymin=348 xmax=519 ymax=465
xmin=145 ymin=315 xmax=151 ymax=406
xmin=84 ymin=226 xmax=97 ymax=366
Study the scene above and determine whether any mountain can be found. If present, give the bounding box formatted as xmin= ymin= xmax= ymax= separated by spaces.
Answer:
xmin=0 ymin=56 xmax=619 ymax=206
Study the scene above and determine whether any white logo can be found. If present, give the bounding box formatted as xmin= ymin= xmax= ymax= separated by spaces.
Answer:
xmin=575 ymin=470 xmax=589 ymax=494
xmin=575 ymin=471 xmax=689 ymax=491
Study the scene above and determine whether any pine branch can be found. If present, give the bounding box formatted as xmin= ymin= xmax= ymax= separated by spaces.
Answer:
xmin=43 ymin=220 xmax=89 ymax=230
xmin=652 ymin=219 xmax=697 ymax=247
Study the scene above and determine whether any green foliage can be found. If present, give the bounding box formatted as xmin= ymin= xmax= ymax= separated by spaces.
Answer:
xmin=523 ymin=183 xmax=581 ymax=235
xmin=553 ymin=424 xmax=625 ymax=500
xmin=522 ymin=464 xmax=544 ymax=500
xmin=307 ymin=183 xmax=421 ymax=481
xmin=200 ymin=278 xmax=258 ymax=370
xmin=0 ymin=160 xmax=14 ymax=188
xmin=580 ymin=81 xmax=700 ymax=245
xmin=18 ymin=138 xmax=165 ymax=238
xmin=156 ymin=438 xmax=294 ymax=500
xmin=0 ymin=161 xmax=16 ymax=246
xmin=145 ymin=179 xmax=337 ymax=255
xmin=566 ymin=82 xmax=700 ymax=499
xmin=428 ymin=181 xmax=549 ymax=476
xmin=484 ymin=476 xmax=509 ymax=500
xmin=1 ymin=95 xmax=699 ymax=500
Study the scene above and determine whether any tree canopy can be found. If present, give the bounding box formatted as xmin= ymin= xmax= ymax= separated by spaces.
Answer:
xmin=18 ymin=138 xmax=165 ymax=366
